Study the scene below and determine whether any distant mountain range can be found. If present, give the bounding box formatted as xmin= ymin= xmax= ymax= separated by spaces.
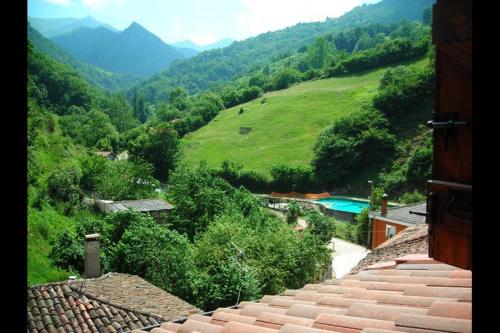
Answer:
xmin=172 ymin=38 xmax=235 ymax=51
xmin=28 ymin=23 xmax=142 ymax=92
xmin=28 ymin=16 xmax=236 ymax=79
xmin=28 ymin=15 xmax=119 ymax=37
xmin=135 ymin=0 xmax=436 ymax=100
xmin=49 ymin=22 xmax=188 ymax=77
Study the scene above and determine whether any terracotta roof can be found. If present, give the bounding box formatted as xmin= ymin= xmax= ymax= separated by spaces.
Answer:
xmin=350 ymin=225 xmax=428 ymax=275
xmin=131 ymin=253 xmax=471 ymax=333
xmin=369 ymin=202 xmax=427 ymax=227
xmin=131 ymin=224 xmax=471 ymax=333
xmin=27 ymin=273 xmax=201 ymax=333
xmin=103 ymin=199 xmax=173 ymax=213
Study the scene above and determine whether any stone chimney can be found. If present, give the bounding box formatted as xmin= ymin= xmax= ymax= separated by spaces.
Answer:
xmin=84 ymin=234 xmax=101 ymax=278
xmin=381 ymin=194 xmax=389 ymax=216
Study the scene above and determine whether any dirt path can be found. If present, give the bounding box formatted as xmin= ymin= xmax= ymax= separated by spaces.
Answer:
xmin=328 ymin=237 xmax=370 ymax=279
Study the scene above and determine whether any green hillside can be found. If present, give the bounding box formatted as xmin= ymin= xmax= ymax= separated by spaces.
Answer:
xmin=181 ymin=57 xmax=429 ymax=177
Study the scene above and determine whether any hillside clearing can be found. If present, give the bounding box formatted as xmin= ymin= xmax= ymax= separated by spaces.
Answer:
xmin=181 ymin=57 xmax=429 ymax=177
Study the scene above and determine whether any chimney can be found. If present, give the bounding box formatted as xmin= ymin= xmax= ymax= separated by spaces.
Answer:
xmin=84 ymin=234 xmax=101 ymax=278
xmin=381 ymin=194 xmax=389 ymax=216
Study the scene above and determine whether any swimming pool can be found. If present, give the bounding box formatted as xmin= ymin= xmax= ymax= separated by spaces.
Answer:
xmin=314 ymin=197 xmax=369 ymax=214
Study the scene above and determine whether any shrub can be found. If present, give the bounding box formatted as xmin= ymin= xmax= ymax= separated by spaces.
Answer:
xmin=373 ymin=65 xmax=434 ymax=117
xmin=305 ymin=209 xmax=336 ymax=243
xmin=286 ymin=201 xmax=301 ymax=225
xmin=399 ymin=190 xmax=426 ymax=204
xmin=354 ymin=208 xmax=369 ymax=246
xmin=270 ymin=165 xmax=315 ymax=193
xmin=49 ymin=230 xmax=84 ymax=273
xmin=46 ymin=167 xmax=83 ymax=214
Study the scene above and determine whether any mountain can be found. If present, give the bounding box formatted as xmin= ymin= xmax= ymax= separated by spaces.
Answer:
xmin=28 ymin=23 xmax=141 ymax=92
xmin=28 ymin=15 xmax=119 ymax=38
xmin=136 ymin=0 xmax=435 ymax=101
xmin=172 ymin=45 xmax=199 ymax=58
xmin=172 ymin=38 xmax=235 ymax=51
xmin=51 ymin=22 xmax=186 ymax=78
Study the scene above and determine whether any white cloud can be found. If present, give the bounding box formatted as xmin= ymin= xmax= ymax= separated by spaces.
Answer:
xmin=234 ymin=0 xmax=376 ymax=39
xmin=172 ymin=17 xmax=182 ymax=35
xmin=187 ymin=32 xmax=217 ymax=46
xmin=82 ymin=0 xmax=125 ymax=11
xmin=45 ymin=0 xmax=73 ymax=5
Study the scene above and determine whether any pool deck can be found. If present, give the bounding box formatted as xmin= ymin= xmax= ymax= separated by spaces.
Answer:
xmin=259 ymin=194 xmax=403 ymax=208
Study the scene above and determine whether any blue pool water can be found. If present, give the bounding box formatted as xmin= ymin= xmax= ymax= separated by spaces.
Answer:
xmin=314 ymin=197 xmax=369 ymax=214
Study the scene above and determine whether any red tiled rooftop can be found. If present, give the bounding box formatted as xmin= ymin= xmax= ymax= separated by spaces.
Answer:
xmin=132 ymin=253 xmax=472 ymax=333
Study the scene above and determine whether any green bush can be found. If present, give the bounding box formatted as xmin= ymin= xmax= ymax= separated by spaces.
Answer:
xmin=49 ymin=230 xmax=84 ymax=273
xmin=190 ymin=211 xmax=331 ymax=310
xmin=312 ymin=108 xmax=395 ymax=187
xmin=399 ymin=190 xmax=426 ymax=204
xmin=305 ymin=209 xmax=336 ymax=243
xmin=108 ymin=212 xmax=194 ymax=300
xmin=95 ymin=159 xmax=158 ymax=200
xmin=373 ymin=65 xmax=434 ymax=117
xmin=286 ymin=201 xmax=301 ymax=225
xmin=270 ymin=165 xmax=315 ymax=193
xmin=46 ymin=167 xmax=83 ymax=213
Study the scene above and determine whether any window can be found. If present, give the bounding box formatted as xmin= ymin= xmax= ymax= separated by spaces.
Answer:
xmin=385 ymin=225 xmax=396 ymax=239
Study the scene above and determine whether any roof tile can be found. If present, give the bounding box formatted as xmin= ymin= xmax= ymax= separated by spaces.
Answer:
xmin=211 ymin=312 xmax=257 ymax=326
xmin=403 ymin=286 xmax=472 ymax=301
xmin=396 ymin=314 xmax=472 ymax=333
xmin=346 ymin=303 xmax=428 ymax=321
xmin=428 ymin=301 xmax=472 ymax=320
xmin=285 ymin=304 xmax=347 ymax=319
xmin=313 ymin=314 xmax=396 ymax=332
xmin=255 ymin=312 xmax=314 ymax=329
xmin=279 ymin=323 xmax=340 ymax=333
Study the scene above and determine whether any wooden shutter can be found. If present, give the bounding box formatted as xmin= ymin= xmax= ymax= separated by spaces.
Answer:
xmin=427 ymin=0 xmax=472 ymax=270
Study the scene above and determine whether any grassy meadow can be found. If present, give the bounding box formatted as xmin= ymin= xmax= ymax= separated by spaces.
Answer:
xmin=181 ymin=57 xmax=429 ymax=177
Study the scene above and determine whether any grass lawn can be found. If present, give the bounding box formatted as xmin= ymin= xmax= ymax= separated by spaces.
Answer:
xmin=28 ymin=204 xmax=77 ymax=285
xmin=181 ymin=57 xmax=429 ymax=177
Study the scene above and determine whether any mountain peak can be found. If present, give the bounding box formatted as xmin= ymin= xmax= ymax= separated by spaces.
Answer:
xmin=127 ymin=21 xmax=145 ymax=30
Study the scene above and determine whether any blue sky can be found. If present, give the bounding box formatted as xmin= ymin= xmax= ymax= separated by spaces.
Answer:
xmin=28 ymin=0 xmax=380 ymax=45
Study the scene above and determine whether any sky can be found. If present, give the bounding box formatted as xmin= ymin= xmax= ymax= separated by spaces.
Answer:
xmin=28 ymin=0 xmax=381 ymax=45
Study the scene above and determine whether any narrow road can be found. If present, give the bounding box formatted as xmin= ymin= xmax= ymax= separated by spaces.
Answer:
xmin=328 ymin=237 xmax=370 ymax=279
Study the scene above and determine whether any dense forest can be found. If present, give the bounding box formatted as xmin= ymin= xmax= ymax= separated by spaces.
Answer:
xmin=28 ymin=0 xmax=435 ymax=311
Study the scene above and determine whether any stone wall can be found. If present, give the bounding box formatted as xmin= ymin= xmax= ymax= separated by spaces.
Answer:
xmin=319 ymin=205 xmax=356 ymax=222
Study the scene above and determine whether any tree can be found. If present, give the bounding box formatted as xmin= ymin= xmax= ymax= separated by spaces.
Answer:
xmin=273 ymin=68 xmax=299 ymax=90
xmin=422 ymin=6 xmax=432 ymax=26
xmin=127 ymin=122 xmax=179 ymax=182
xmin=169 ymin=87 xmax=190 ymax=111
xmin=373 ymin=65 xmax=434 ymax=117
xmin=166 ymin=164 xmax=237 ymax=240
xmin=354 ymin=208 xmax=369 ymax=246
xmin=312 ymin=108 xmax=395 ymax=186
xmin=133 ymin=91 xmax=148 ymax=123
xmin=107 ymin=210 xmax=194 ymax=300
xmin=95 ymin=159 xmax=159 ymax=200
xmin=105 ymin=93 xmax=139 ymax=132
xmin=306 ymin=209 xmax=336 ymax=243
xmin=47 ymin=166 xmax=83 ymax=206
xmin=80 ymin=154 xmax=108 ymax=193
xmin=307 ymin=36 xmax=331 ymax=69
